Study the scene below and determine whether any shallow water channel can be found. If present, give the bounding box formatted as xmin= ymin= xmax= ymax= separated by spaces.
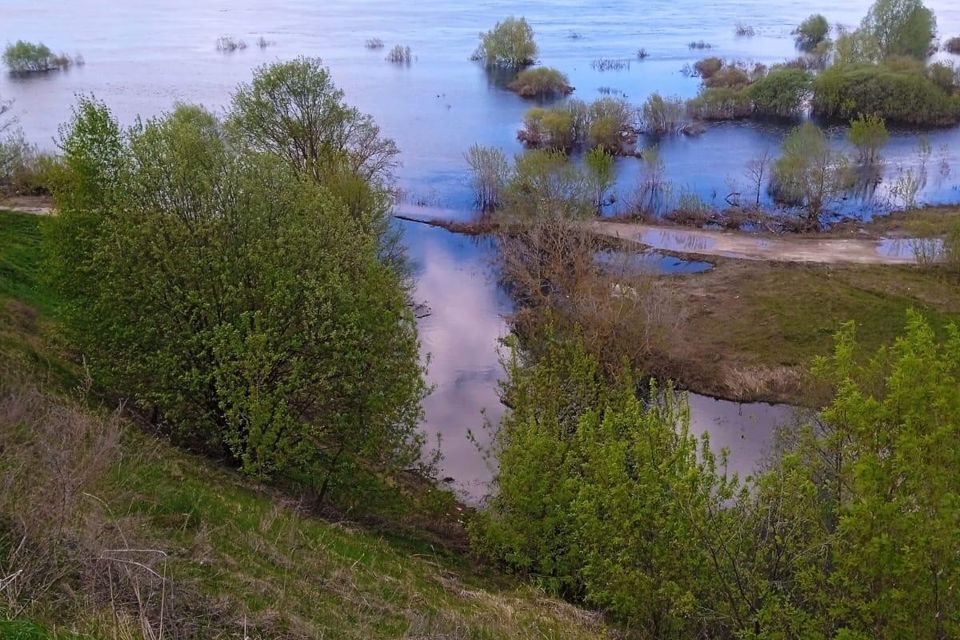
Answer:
xmin=2 ymin=0 xmax=956 ymax=497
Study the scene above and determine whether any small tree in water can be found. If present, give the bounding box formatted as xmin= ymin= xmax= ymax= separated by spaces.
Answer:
xmin=584 ymin=147 xmax=615 ymax=214
xmin=476 ymin=17 xmax=538 ymax=68
xmin=861 ymin=0 xmax=937 ymax=59
xmin=772 ymin=123 xmax=851 ymax=228
xmin=847 ymin=113 xmax=889 ymax=166
xmin=465 ymin=144 xmax=510 ymax=211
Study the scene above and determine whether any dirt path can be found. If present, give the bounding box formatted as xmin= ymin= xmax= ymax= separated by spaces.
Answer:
xmin=591 ymin=220 xmax=935 ymax=265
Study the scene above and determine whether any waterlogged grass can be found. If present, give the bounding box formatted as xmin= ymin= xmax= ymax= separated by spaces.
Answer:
xmin=667 ymin=258 xmax=960 ymax=402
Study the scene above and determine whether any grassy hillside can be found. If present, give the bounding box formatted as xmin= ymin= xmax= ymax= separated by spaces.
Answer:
xmin=0 ymin=210 xmax=619 ymax=639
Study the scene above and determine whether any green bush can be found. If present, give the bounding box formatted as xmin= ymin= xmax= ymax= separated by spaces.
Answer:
xmin=747 ymin=67 xmax=812 ymax=118
xmin=794 ymin=14 xmax=830 ymax=50
xmin=503 ymin=149 xmax=591 ymax=218
xmin=507 ymin=66 xmax=573 ymax=98
xmin=771 ymin=122 xmax=852 ymax=226
xmin=946 ymin=36 xmax=960 ymax=54
xmin=693 ymin=56 xmax=723 ymax=79
xmin=2 ymin=40 xmax=70 ymax=73
xmin=686 ymin=87 xmax=752 ymax=120
xmin=48 ymin=70 xmax=426 ymax=502
xmin=927 ymin=61 xmax=958 ymax=93
xmin=703 ymin=65 xmax=750 ymax=89
xmin=812 ymin=64 xmax=960 ymax=126
xmin=477 ymin=17 xmax=537 ymax=68
xmin=847 ymin=113 xmax=889 ymax=164
xmin=518 ymin=98 xmax=634 ymax=154
xmin=640 ymin=93 xmax=685 ymax=135
xmin=473 ymin=314 xmax=960 ymax=638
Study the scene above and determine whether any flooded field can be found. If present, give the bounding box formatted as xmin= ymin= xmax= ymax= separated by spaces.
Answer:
xmin=3 ymin=0 xmax=957 ymax=496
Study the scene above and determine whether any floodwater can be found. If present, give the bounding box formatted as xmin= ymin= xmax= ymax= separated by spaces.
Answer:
xmin=3 ymin=0 xmax=955 ymax=496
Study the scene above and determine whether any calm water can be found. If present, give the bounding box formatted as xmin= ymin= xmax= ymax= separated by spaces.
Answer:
xmin=3 ymin=0 xmax=955 ymax=496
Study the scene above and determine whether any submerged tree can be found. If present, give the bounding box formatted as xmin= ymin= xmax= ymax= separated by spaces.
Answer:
xmin=771 ymin=123 xmax=851 ymax=228
xmin=847 ymin=113 xmax=889 ymax=165
xmin=465 ymin=144 xmax=510 ymax=211
xmin=476 ymin=17 xmax=538 ymax=68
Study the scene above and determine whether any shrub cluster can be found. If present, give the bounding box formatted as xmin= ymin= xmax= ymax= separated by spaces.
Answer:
xmin=812 ymin=63 xmax=960 ymax=126
xmin=686 ymin=62 xmax=812 ymax=121
xmin=518 ymin=97 xmax=636 ymax=154
xmin=947 ymin=36 xmax=960 ymax=54
xmin=386 ymin=45 xmax=413 ymax=64
xmin=507 ymin=67 xmax=574 ymax=98
xmin=472 ymin=314 xmax=960 ymax=639
xmin=2 ymin=40 xmax=76 ymax=73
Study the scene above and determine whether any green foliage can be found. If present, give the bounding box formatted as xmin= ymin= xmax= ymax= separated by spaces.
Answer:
xmin=927 ymin=60 xmax=958 ymax=93
xmin=478 ymin=17 xmax=538 ymax=68
xmin=507 ymin=66 xmax=573 ymax=98
xmin=686 ymin=87 xmax=752 ymax=120
xmin=640 ymin=93 xmax=685 ymax=135
xmin=693 ymin=56 xmax=723 ymax=79
xmin=771 ymin=123 xmax=851 ymax=227
xmin=834 ymin=29 xmax=883 ymax=65
xmin=2 ymin=41 xmax=62 ymax=73
xmin=518 ymin=98 xmax=633 ymax=154
xmin=474 ymin=315 xmax=960 ymax=638
xmin=846 ymin=113 xmax=889 ymax=164
xmin=794 ymin=14 xmax=830 ymax=50
xmin=503 ymin=150 xmax=591 ymax=219
xmin=812 ymin=63 xmax=960 ymax=125
xmin=946 ymin=36 xmax=960 ymax=54
xmin=747 ymin=67 xmax=812 ymax=118
xmin=584 ymin=147 xmax=615 ymax=212
xmin=47 ymin=89 xmax=426 ymax=501
xmin=703 ymin=65 xmax=750 ymax=89
xmin=861 ymin=0 xmax=937 ymax=59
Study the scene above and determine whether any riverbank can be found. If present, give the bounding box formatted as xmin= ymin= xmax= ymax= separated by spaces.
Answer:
xmin=0 ymin=209 xmax=623 ymax=639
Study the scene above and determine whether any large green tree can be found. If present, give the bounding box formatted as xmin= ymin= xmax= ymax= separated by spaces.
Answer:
xmin=861 ymin=0 xmax=937 ymax=59
xmin=47 ymin=94 xmax=426 ymax=502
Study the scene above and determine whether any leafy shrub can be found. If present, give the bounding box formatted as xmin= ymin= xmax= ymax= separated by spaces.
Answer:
xmin=507 ymin=67 xmax=573 ymax=98
xmin=794 ymin=14 xmax=830 ymax=50
xmin=518 ymin=98 xmax=634 ymax=154
xmin=478 ymin=17 xmax=537 ymax=68
xmin=686 ymin=87 xmax=752 ymax=120
xmin=847 ymin=113 xmax=889 ymax=164
xmin=703 ymin=65 xmax=750 ymax=89
xmin=771 ymin=122 xmax=851 ymax=226
xmin=834 ymin=30 xmax=883 ymax=65
xmin=693 ymin=57 xmax=723 ymax=79
xmin=861 ymin=0 xmax=936 ymax=59
xmin=2 ymin=41 xmax=71 ymax=73
xmin=386 ymin=45 xmax=413 ymax=64
xmin=812 ymin=64 xmax=960 ymax=126
xmin=641 ymin=93 xmax=685 ymax=135
xmin=588 ymin=97 xmax=635 ymax=151
xmin=503 ymin=149 xmax=591 ymax=218
xmin=747 ymin=68 xmax=812 ymax=118
xmin=927 ymin=61 xmax=958 ymax=93
xmin=946 ymin=37 xmax=960 ymax=54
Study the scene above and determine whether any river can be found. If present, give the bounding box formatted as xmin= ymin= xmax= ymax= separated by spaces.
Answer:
xmin=1 ymin=0 xmax=955 ymax=497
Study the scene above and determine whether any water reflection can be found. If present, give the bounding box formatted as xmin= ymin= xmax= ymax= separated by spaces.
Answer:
xmin=400 ymin=220 xmax=510 ymax=498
